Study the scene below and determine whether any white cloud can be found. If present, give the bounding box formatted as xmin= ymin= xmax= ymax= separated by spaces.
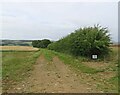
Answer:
xmin=0 ymin=2 xmax=118 ymax=41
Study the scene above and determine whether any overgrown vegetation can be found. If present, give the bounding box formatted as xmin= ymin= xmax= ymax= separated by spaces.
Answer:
xmin=32 ymin=39 xmax=51 ymax=48
xmin=48 ymin=25 xmax=111 ymax=58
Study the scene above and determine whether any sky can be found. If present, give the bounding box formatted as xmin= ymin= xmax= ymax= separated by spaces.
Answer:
xmin=0 ymin=1 xmax=118 ymax=42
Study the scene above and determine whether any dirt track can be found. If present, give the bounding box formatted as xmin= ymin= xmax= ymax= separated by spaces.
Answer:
xmin=8 ymin=55 xmax=98 ymax=93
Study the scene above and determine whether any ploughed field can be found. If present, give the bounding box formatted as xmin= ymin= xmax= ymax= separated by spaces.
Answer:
xmin=1 ymin=46 xmax=119 ymax=93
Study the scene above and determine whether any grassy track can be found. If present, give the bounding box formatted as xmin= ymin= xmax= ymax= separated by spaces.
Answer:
xmin=1 ymin=46 xmax=118 ymax=92
xmin=2 ymin=51 xmax=41 ymax=91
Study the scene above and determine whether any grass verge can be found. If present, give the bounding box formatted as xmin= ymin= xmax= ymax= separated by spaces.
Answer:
xmin=40 ymin=49 xmax=101 ymax=74
xmin=2 ymin=50 xmax=41 ymax=91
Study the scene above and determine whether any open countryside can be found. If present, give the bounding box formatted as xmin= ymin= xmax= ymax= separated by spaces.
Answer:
xmin=1 ymin=1 xmax=119 ymax=94
xmin=1 ymin=39 xmax=119 ymax=93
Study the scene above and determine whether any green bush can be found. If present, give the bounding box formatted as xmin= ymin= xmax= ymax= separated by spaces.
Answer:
xmin=48 ymin=25 xmax=111 ymax=58
xmin=32 ymin=39 xmax=51 ymax=48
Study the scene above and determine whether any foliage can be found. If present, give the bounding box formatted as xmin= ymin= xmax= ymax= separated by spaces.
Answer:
xmin=48 ymin=25 xmax=111 ymax=58
xmin=32 ymin=39 xmax=51 ymax=48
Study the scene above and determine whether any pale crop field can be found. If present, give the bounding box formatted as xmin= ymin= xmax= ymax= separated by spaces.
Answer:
xmin=0 ymin=46 xmax=39 ymax=51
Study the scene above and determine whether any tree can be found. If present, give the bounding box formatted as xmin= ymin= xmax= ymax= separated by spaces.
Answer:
xmin=48 ymin=25 xmax=111 ymax=58
xmin=32 ymin=39 xmax=51 ymax=48
xmin=32 ymin=40 xmax=39 ymax=47
xmin=70 ymin=25 xmax=111 ymax=58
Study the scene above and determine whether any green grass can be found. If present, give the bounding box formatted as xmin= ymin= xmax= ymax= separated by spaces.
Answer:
xmin=54 ymin=51 xmax=104 ymax=74
xmin=40 ymin=49 xmax=55 ymax=61
xmin=108 ymin=76 xmax=118 ymax=88
xmin=40 ymin=49 xmax=102 ymax=74
xmin=95 ymin=75 xmax=118 ymax=93
xmin=2 ymin=51 xmax=41 ymax=91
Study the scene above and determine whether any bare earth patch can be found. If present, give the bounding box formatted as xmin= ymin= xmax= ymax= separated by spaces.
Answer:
xmin=82 ymin=62 xmax=109 ymax=70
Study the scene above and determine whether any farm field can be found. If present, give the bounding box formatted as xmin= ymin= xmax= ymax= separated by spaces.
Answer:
xmin=1 ymin=46 xmax=119 ymax=93
xmin=0 ymin=46 xmax=39 ymax=51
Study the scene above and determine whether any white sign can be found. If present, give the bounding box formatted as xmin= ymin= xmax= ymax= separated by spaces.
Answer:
xmin=92 ymin=55 xmax=97 ymax=59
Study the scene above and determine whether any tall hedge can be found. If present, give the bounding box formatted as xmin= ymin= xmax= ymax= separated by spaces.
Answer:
xmin=48 ymin=25 xmax=111 ymax=58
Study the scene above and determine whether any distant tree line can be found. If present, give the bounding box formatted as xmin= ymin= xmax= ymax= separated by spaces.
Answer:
xmin=32 ymin=39 xmax=51 ymax=48
xmin=1 ymin=40 xmax=31 ymax=46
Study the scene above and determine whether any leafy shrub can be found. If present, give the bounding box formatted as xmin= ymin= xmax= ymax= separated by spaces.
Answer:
xmin=48 ymin=25 xmax=111 ymax=58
